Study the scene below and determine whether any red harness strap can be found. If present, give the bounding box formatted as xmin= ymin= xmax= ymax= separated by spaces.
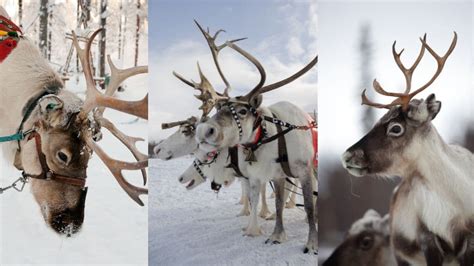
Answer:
xmin=305 ymin=114 xmax=318 ymax=167
xmin=0 ymin=15 xmax=22 ymax=63
xmin=25 ymin=133 xmax=86 ymax=188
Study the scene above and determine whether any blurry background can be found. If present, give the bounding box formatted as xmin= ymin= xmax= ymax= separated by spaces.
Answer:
xmin=318 ymin=0 xmax=473 ymax=261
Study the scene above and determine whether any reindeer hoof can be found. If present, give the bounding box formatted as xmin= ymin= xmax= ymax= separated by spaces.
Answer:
xmin=259 ymin=210 xmax=271 ymax=218
xmin=243 ymin=227 xmax=263 ymax=237
xmin=237 ymin=210 xmax=250 ymax=217
xmin=266 ymin=231 xmax=287 ymax=244
xmin=285 ymin=202 xmax=296 ymax=209
xmin=264 ymin=239 xmax=281 ymax=244
xmin=303 ymin=246 xmax=318 ymax=255
xmin=265 ymin=213 xmax=276 ymax=220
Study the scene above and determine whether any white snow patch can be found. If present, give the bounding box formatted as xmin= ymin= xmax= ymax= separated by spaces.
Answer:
xmin=149 ymin=158 xmax=317 ymax=265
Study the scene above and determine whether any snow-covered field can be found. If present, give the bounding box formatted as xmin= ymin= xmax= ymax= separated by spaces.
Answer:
xmin=149 ymin=158 xmax=317 ymax=265
xmin=1 ymin=86 xmax=148 ymax=265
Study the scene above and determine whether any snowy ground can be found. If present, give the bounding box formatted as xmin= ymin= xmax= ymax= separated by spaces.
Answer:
xmin=149 ymin=158 xmax=317 ymax=265
xmin=1 ymin=97 xmax=148 ymax=265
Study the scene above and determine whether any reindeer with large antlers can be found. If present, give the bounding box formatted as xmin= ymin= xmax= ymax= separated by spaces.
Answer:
xmin=0 ymin=7 xmax=147 ymax=236
xmin=342 ymin=32 xmax=474 ymax=265
xmin=153 ymin=21 xmax=305 ymax=218
xmin=175 ymin=21 xmax=318 ymax=254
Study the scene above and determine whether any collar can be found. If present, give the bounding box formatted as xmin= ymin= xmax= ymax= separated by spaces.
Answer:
xmin=16 ymin=91 xmax=55 ymax=150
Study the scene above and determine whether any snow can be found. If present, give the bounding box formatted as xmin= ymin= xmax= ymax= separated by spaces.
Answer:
xmin=149 ymin=158 xmax=317 ymax=265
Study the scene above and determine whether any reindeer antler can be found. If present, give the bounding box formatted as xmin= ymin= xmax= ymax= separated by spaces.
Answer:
xmin=73 ymin=29 xmax=148 ymax=206
xmin=72 ymin=29 xmax=148 ymax=119
xmin=362 ymin=32 xmax=457 ymax=111
xmin=173 ymin=63 xmax=228 ymax=117
xmin=194 ymin=20 xmax=247 ymax=96
xmin=162 ymin=116 xmax=198 ymax=130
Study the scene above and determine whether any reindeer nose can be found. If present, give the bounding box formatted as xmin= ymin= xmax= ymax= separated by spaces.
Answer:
xmin=211 ymin=181 xmax=222 ymax=192
xmin=342 ymin=151 xmax=353 ymax=164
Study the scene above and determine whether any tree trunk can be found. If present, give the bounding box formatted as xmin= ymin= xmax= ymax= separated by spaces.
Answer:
xmin=47 ymin=7 xmax=52 ymax=60
xmin=99 ymin=0 xmax=107 ymax=89
xmin=117 ymin=0 xmax=123 ymax=60
xmin=134 ymin=0 xmax=141 ymax=66
xmin=18 ymin=0 xmax=23 ymax=28
xmin=39 ymin=0 xmax=48 ymax=58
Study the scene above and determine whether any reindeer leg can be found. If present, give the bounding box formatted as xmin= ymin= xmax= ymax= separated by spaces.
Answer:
xmin=285 ymin=178 xmax=297 ymax=209
xmin=238 ymin=180 xmax=245 ymax=205
xmin=237 ymin=179 xmax=250 ymax=216
xmin=265 ymin=178 xmax=287 ymax=244
xmin=259 ymin=182 xmax=271 ymax=218
xmin=301 ymin=171 xmax=317 ymax=254
xmin=243 ymin=178 xmax=262 ymax=237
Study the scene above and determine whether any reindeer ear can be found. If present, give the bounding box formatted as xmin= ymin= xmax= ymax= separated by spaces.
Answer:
xmin=249 ymin=95 xmax=263 ymax=108
xmin=38 ymin=95 xmax=65 ymax=128
xmin=426 ymin=93 xmax=441 ymax=120
xmin=407 ymin=94 xmax=441 ymax=124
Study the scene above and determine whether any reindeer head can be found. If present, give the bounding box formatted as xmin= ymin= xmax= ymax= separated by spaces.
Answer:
xmin=8 ymin=27 xmax=148 ymax=235
xmin=154 ymin=116 xmax=199 ymax=160
xmin=178 ymin=148 xmax=235 ymax=191
xmin=323 ymin=210 xmax=394 ymax=266
xmin=342 ymin=33 xmax=456 ymax=178
xmin=19 ymin=92 xmax=94 ymax=235
xmin=174 ymin=21 xmax=317 ymax=151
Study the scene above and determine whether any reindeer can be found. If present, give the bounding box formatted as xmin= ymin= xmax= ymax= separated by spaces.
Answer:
xmin=342 ymin=32 xmax=474 ymax=265
xmin=323 ymin=210 xmax=396 ymax=266
xmin=0 ymin=8 xmax=147 ymax=236
xmin=154 ymin=21 xmax=308 ymax=218
xmin=156 ymin=116 xmax=275 ymax=218
xmin=178 ymin=21 xmax=318 ymax=253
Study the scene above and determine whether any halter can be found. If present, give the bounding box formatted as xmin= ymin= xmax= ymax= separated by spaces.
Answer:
xmin=23 ymin=132 xmax=87 ymax=188
xmin=192 ymin=151 xmax=220 ymax=182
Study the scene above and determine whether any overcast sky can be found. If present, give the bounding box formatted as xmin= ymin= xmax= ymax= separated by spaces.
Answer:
xmin=318 ymin=0 xmax=472 ymax=158
xmin=149 ymin=0 xmax=317 ymax=140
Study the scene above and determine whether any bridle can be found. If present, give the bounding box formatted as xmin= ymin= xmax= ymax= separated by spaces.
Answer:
xmin=193 ymin=151 xmax=220 ymax=180
xmin=23 ymin=131 xmax=87 ymax=188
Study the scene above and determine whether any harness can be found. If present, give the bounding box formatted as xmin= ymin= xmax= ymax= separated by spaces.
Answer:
xmin=24 ymin=132 xmax=86 ymax=188
xmin=1 ymin=90 xmax=86 ymax=193
xmin=193 ymin=151 xmax=220 ymax=182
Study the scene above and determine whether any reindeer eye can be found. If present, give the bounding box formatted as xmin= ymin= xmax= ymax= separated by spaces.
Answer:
xmin=57 ymin=151 xmax=69 ymax=164
xmin=238 ymin=109 xmax=248 ymax=116
xmin=387 ymin=123 xmax=404 ymax=137
xmin=358 ymin=235 xmax=374 ymax=250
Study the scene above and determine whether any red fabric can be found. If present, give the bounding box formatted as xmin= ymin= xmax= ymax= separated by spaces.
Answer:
xmin=0 ymin=15 xmax=21 ymax=63
xmin=0 ymin=38 xmax=17 ymax=62
xmin=0 ymin=15 xmax=22 ymax=34
xmin=304 ymin=114 xmax=318 ymax=167
xmin=311 ymin=126 xmax=318 ymax=167
xmin=251 ymin=126 xmax=262 ymax=145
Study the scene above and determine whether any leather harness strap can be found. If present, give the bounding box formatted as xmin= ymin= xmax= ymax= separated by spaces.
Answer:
xmin=227 ymin=146 xmax=245 ymax=178
xmin=273 ymin=113 xmax=296 ymax=178
xmin=24 ymin=132 xmax=86 ymax=188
